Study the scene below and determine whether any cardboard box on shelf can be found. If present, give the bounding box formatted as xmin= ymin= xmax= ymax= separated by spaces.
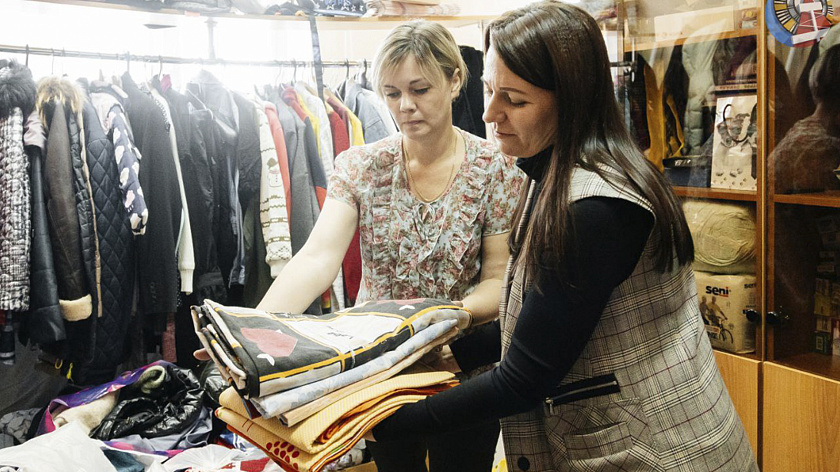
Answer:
xmin=833 ymin=319 xmax=840 ymax=356
xmin=814 ymin=277 xmax=832 ymax=317
xmin=816 ymin=315 xmax=833 ymax=333
xmin=695 ymin=271 xmax=756 ymax=354
xmin=814 ymin=331 xmax=832 ymax=354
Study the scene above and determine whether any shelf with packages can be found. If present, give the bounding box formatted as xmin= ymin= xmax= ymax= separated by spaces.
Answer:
xmin=25 ymin=0 xmax=495 ymax=30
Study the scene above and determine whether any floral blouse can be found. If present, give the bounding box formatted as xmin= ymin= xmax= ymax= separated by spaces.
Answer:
xmin=328 ymin=129 xmax=525 ymax=303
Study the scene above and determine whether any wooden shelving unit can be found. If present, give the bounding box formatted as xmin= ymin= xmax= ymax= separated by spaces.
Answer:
xmin=775 ymin=353 xmax=840 ymax=381
xmin=773 ymin=191 xmax=840 ymax=209
xmin=673 ymin=186 xmax=758 ymax=202
xmin=624 ymin=28 xmax=757 ymax=52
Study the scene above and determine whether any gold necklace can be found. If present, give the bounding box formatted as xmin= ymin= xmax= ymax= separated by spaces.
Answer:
xmin=402 ymin=132 xmax=459 ymax=203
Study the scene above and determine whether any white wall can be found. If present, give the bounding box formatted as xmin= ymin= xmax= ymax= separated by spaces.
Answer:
xmin=0 ymin=0 xmax=615 ymax=92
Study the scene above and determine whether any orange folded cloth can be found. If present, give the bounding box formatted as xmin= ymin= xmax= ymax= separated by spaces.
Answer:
xmin=217 ymin=371 xmax=456 ymax=472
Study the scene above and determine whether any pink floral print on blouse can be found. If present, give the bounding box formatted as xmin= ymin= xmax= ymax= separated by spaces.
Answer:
xmin=328 ymin=129 xmax=524 ymax=303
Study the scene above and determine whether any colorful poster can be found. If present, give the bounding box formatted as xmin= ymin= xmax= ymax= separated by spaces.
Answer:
xmin=767 ymin=0 xmax=837 ymax=47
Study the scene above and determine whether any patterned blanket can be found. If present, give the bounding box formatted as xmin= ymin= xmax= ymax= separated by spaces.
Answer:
xmin=191 ymin=298 xmax=470 ymax=397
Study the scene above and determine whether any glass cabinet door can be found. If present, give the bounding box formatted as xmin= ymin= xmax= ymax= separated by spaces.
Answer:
xmin=618 ymin=0 xmax=764 ymax=361
xmin=764 ymin=4 xmax=840 ymax=378
xmin=617 ymin=1 xmax=764 ymax=453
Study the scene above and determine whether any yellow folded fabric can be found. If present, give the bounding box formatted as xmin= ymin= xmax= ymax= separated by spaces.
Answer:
xmin=219 ymin=371 xmax=455 ymax=455
xmin=219 ymin=400 xmax=404 ymax=472
xmin=319 ymin=383 xmax=452 ymax=443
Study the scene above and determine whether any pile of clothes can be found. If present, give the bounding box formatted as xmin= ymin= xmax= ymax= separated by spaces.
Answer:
xmin=193 ymin=298 xmax=469 ymax=471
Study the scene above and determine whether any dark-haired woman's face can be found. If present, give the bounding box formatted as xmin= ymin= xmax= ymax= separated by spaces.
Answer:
xmin=482 ymin=47 xmax=557 ymax=158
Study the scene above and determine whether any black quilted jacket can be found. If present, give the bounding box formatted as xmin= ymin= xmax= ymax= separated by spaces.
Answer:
xmin=64 ymin=109 xmax=101 ymax=379
xmin=71 ymin=99 xmax=136 ymax=385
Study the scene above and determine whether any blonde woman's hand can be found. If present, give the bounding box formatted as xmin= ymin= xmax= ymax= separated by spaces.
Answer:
xmin=193 ymin=349 xmax=211 ymax=361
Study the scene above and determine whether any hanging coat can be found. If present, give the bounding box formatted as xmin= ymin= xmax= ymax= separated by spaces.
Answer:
xmin=0 ymin=60 xmax=34 ymax=312
xmin=74 ymin=96 xmax=135 ymax=385
xmin=35 ymin=81 xmax=91 ymax=323
xmin=121 ymin=73 xmax=181 ymax=317
xmin=22 ymin=108 xmax=65 ymax=345
xmin=186 ymin=71 xmax=244 ymax=289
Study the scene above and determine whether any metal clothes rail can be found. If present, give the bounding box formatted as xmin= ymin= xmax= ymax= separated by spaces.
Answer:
xmin=0 ymin=44 xmax=365 ymax=69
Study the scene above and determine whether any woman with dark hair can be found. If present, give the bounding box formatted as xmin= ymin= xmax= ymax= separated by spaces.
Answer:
xmin=368 ymin=3 xmax=758 ymax=471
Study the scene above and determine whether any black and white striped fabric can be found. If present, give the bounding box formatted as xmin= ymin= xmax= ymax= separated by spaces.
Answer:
xmin=0 ymin=108 xmax=30 ymax=312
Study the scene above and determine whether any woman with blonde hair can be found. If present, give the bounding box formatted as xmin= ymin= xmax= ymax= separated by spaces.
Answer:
xmin=257 ymin=19 xmax=523 ymax=471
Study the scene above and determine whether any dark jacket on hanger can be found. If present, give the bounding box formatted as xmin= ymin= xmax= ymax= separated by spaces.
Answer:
xmin=122 ymin=72 xmax=181 ymax=317
xmin=186 ymin=71 xmax=244 ymax=289
xmin=36 ymin=90 xmax=91 ymax=322
xmin=74 ymin=95 xmax=136 ymax=385
xmin=68 ymin=108 xmax=100 ymax=325
xmin=166 ymin=88 xmax=227 ymax=304
xmin=452 ymin=45 xmax=486 ymax=139
xmin=22 ymin=108 xmax=65 ymax=345
xmin=232 ymin=92 xmax=261 ymax=209
xmin=37 ymin=78 xmax=102 ymax=381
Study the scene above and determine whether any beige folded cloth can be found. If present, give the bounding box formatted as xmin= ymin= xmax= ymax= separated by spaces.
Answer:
xmin=219 ymin=372 xmax=457 ymax=454
xmin=217 ymin=371 xmax=455 ymax=471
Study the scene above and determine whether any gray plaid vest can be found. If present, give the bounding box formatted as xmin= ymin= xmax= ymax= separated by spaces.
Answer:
xmin=499 ymin=166 xmax=758 ymax=471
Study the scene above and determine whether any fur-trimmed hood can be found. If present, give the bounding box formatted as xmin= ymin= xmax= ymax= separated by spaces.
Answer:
xmin=0 ymin=59 xmax=36 ymax=120
xmin=36 ymin=75 xmax=85 ymax=130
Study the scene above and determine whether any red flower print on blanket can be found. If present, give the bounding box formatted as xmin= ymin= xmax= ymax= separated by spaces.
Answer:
xmin=241 ymin=328 xmax=298 ymax=358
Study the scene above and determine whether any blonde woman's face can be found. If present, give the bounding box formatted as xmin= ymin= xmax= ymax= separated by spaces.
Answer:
xmin=381 ymin=55 xmax=460 ymax=141
xmin=482 ymin=46 xmax=557 ymax=158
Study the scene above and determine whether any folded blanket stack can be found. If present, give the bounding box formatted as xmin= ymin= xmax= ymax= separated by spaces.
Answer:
xmin=363 ymin=0 xmax=460 ymax=17
xmin=192 ymin=298 xmax=470 ymax=471
xmin=217 ymin=372 xmax=456 ymax=472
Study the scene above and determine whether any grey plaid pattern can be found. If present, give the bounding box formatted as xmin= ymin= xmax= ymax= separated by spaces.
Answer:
xmin=499 ymin=166 xmax=758 ymax=471
xmin=0 ymin=108 xmax=30 ymax=311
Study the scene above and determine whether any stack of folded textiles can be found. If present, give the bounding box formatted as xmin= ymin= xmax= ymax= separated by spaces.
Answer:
xmin=363 ymin=0 xmax=460 ymax=17
xmin=191 ymin=298 xmax=470 ymax=471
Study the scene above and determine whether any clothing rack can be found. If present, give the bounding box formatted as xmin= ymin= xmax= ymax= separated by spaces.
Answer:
xmin=0 ymin=44 xmax=365 ymax=69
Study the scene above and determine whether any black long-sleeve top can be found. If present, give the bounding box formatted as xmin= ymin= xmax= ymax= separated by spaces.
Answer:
xmin=372 ymin=153 xmax=655 ymax=441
